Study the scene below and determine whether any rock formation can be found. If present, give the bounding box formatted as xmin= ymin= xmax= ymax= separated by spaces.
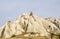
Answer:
xmin=0 ymin=12 xmax=60 ymax=38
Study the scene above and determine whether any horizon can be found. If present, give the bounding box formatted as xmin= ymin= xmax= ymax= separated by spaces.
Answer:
xmin=0 ymin=0 xmax=60 ymax=26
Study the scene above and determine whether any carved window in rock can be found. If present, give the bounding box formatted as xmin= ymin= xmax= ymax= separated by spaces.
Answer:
xmin=48 ymin=25 xmax=52 ymax=33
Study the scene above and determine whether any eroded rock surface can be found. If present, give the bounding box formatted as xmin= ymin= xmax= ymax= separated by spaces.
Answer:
xmin=0 ymin=12 xmax=60 ymax=38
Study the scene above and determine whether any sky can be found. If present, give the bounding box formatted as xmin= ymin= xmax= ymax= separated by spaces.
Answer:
xmin=0 ymin=0 xmax=60 ymax=26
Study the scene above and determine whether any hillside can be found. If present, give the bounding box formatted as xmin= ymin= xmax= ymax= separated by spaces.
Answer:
xmin=0 ymin=12 xmax=60 ymax=39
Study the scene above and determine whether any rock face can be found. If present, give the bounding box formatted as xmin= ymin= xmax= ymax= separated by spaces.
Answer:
xmin=0 ymin=12 xmax=60 ymax=38
xmin=45 ymin=17 xmax=60 ymax=29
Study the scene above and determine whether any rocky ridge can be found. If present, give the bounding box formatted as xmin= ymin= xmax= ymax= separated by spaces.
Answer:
xmin=0 ymin=12 xmax=60 ymax=38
